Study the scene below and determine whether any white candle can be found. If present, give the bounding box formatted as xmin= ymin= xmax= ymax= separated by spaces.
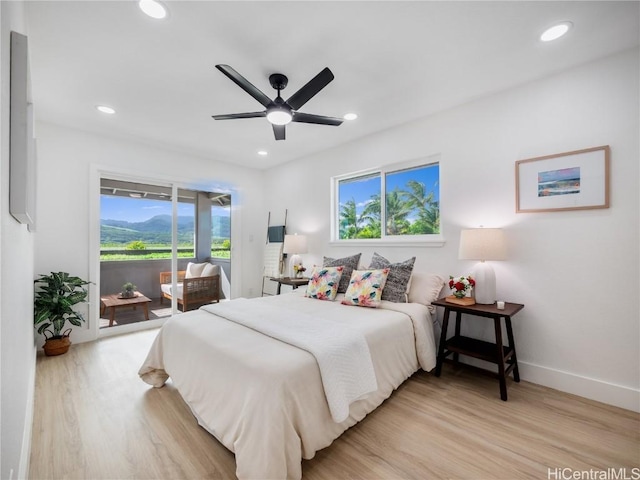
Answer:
xmin=496 ymin=301 xmax=505 ymax=310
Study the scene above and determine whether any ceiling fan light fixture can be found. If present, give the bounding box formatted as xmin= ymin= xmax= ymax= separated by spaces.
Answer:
xmin=266 ymin=106 xmax=292 ymax=126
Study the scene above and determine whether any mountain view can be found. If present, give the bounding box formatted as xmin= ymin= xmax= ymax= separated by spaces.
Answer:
xmin=101 ymin=214 xmax=230 ymax=245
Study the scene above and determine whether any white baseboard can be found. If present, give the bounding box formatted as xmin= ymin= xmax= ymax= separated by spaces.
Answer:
xmin=519 ymin=361 xmax=640 ymax=413
xmin=17 ymin=344 xmax=37 ymax=480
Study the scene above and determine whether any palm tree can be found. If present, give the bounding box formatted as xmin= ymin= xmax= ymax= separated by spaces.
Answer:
xmin=359 ymin=195 xmax=381 ymax=238
xmin=403 ymin=180 xmax=440 ymax=234
xmin=385 ymin=188 xmax=412 ymax=235
xmin=339 ymin=198 xmax=359 ymax=239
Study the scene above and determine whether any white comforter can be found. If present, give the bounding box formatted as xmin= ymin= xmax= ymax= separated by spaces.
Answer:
xmin=139 ymin=291 xmax=436 ymax=480
xmin=201 ymin=298 xmax=378 ymax=423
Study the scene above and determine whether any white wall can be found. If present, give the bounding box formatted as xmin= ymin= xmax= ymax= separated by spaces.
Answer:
xmin=1 ymin=2 xmax=37 ymax=479
xmin=33 ymin=122 xmax=266 ymax=344
xmin=262 ymin=49 xmax=640 ymax=411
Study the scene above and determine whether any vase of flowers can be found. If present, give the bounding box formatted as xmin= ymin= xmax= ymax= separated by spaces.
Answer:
xmin=293 ymin=264 xmax=306 ymax=279
xmin=449 ymin=275 xmax=475 ymax=299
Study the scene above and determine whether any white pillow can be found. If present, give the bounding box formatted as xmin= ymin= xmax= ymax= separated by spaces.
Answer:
xmin=202 ymin=263 xmax=219 ymax=277
xmin=407 ymin=273 xmax=445 ymax=306
xmin=185 ymin=262 xmax=207 ymax=278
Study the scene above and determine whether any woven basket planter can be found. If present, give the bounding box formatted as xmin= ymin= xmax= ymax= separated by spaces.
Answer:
xmin=43 ymin=329 xmax=72 ymax=356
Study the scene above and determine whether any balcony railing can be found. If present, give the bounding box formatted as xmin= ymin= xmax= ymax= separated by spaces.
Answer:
xmin=100 ymin=248 xmax=230 ymax=261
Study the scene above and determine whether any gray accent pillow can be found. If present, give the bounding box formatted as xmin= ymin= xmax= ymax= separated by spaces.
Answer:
xmin=369 ymin=252 xmax=416 ymax=302
xmin=323 ymin=253 xmax=361 ymax=293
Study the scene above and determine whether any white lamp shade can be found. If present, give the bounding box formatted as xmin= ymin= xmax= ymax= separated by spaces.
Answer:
xmin=459 ymin=228 xmax=506 ymax=305
xmin=283 ymin=234 xmax=307 ymax=278
xmin=283 ymin=234 xmax=308 ymax=254
xmin=459 ymin=228 xmax=506 ymax=261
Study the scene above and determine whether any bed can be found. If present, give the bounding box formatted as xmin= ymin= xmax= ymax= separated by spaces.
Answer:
xmin=139 ymin=280 xmax=440 ymax=479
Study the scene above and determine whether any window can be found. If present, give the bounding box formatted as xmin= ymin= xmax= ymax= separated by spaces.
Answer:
xmin=211 ymin=194 xmax=231 ymax=259
xmin=101 ymin=181 xmax=233 ymax=262
xmin=100 ymin=181 xmax=196 ymax=261
xmin=333 ymin=158 xmax=440 ymax=243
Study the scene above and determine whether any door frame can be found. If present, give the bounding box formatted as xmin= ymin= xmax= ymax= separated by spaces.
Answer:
xmin=89 ymin=164 xmax=237 ymax=339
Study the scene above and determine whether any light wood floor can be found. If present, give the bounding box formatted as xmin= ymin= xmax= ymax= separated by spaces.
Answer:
xmin=29 ymin=329 xmax=639 ymax=480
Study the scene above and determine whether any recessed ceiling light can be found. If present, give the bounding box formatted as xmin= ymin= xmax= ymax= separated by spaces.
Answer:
xmin=96 ymin=105 xmax=116 ymax=115
xmin=257 ymin=150 xmax=268 ymax=156
xmin=139 ymin=0 xmax=167 ymax=19
xmin=540 ymin=21 xmax=572 ymax=42
xmin=343 ymin=113 xmax=358 ymax=121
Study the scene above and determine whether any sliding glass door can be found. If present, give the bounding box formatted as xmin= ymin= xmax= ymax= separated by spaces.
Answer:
xmin=98 ymin=177 xmax=230 ymax=330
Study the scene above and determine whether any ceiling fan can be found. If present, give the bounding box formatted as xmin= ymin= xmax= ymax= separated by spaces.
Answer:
xmin=212 ymin=64 xmax=343 ymax=141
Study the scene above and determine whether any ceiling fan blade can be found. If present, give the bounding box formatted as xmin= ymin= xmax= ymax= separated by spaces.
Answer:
xmin=286 ymin=67 xmax=334 ymax=111
xmin=212 ymin=111 xmax=266 ymax=120
xmin=273 ymin=124 xmax=285 ymax=141
xmin=216 ymin=64 xmax=273 ymax=108
xmin=292 ymin=112 xmax=343 ymax=126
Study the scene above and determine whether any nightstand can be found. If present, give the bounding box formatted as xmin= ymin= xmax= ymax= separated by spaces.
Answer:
xmin=431 ymin=298 xmax=524 ymax=401
xmin=269 ymin=277 xmax=310 ymax=295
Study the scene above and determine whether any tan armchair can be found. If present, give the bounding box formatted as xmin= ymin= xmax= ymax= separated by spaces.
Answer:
xmin=159 ymin=268 xmax=220 ymax=312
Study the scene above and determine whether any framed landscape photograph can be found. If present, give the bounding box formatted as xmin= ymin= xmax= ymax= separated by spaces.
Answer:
xmin=515 ymin=145 xmax=610 ymax=213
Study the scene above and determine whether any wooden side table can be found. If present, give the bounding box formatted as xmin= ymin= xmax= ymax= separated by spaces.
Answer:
xmin=431 ymin=298 xmax=524 ymax=401
xmin=269 ymin=277 xmax=310 ymax=295
xmin=100 ymin=292 xmax=152 ymax=327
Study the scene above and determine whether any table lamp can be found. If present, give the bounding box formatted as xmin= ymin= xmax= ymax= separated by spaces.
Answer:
xmin=283 ymin=234 xmax=308 ymax=277
xmin=458 ymin=228 xmax=506 ymax=304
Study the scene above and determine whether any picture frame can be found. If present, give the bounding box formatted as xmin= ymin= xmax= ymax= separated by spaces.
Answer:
xmin=515 ymin=145 xmax=610 ymax=213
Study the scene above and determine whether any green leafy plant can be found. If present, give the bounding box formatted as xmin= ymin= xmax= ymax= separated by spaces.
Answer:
xmin=121 ymin=282 xmax=137 ymax=298
xmin=126 ymin=240 xmax=146 ymax=250
xmin=34 ymin=272 xmax=91 ymax=338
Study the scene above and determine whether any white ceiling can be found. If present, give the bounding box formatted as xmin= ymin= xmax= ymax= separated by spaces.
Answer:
xmin=25 ymin=1 xmax=639 ymax=170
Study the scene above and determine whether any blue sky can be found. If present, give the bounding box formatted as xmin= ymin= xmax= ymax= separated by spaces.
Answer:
xmin=101 ymin=196 xmax=229 ymax=223
xmin=338 ymin=164 xmax=439 ymax=217
xmin=538 ymin=167 xmax=580 ymax=184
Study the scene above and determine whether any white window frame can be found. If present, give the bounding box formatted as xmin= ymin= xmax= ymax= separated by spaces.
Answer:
xmin=330 ymin=154 xmax=445 ymax=247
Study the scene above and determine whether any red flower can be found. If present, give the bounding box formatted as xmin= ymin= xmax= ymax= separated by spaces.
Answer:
xmin=448 ymin=280 xmax=454 ymax=288
xmin=469 ymin=278 xmax=476 ymax=287
xmin=454 ymin=282 xmax=465 ymax=291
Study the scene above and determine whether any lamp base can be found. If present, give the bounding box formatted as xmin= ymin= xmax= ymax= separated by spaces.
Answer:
xmin=472 ymin=261 xmax=496 ymax=305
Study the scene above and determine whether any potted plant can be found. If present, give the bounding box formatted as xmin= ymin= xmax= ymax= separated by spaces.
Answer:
xmin=121 ymin=282 xmax=137 ymax=298
xmin=34 ymin=272 xmax=91 ymax=356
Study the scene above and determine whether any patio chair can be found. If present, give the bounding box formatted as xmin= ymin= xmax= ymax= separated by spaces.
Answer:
xmin=160 ymin=262 xmax=220 ymax=312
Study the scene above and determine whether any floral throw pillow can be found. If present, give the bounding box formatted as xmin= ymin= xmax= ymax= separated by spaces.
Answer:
xmin=323 ymin=253 xmax=361 ymax=293
xmin=341 ymin=268 xmax=390 ymax=308
xmin=305 ymin=266 xmax=344 ymax=301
